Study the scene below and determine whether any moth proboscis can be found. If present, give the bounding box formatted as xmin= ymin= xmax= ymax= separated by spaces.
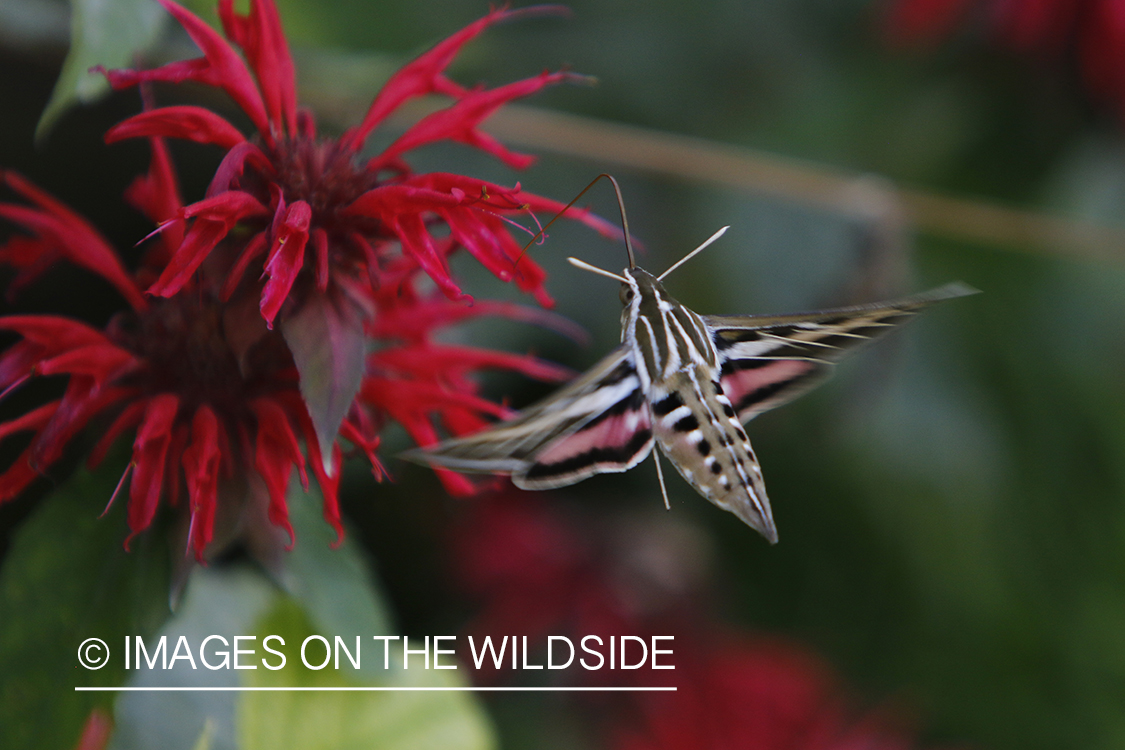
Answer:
xmin=401 ymin=175 xmax=978 ymax=543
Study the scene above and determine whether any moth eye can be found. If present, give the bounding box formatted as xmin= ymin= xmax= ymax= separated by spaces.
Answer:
xmin=619 ymin=286 xmax=635 ymax=304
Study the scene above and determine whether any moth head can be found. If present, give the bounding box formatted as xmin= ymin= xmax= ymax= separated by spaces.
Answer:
xmin=619 ymin=281 xmax=636 ymax=305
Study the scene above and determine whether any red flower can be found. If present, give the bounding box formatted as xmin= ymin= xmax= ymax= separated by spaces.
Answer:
xmin=615 ymin=636 xmax=927 ymax=750
xmin=452 ymin=489 xmax=716 ymax=682
xmin=884 ymin=0 xmax=1125 ymax=119
xmin=71 ymin=709 xmax=113 ymax=750
xmin=452 ymin=492 xmax=938 ymax=748
xmin=0 ymin=166 xmax=570 ymax=557
xmin=99 ymin=0 xmax=617 ymax=328
xmin=362 ymin=290 xmax=581 ymax=496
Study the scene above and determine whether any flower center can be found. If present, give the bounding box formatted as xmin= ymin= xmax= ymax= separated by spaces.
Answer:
xmin=266 ymin=136 xmax=382 ymax=231
xmin=108 ymin=293 xmax=294 ymax=414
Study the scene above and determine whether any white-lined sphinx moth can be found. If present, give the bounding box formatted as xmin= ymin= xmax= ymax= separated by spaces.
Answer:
xmin=402 ymin=178 xmax=976 ymax=542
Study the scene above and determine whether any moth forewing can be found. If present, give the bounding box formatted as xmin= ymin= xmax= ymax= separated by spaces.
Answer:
xmin=704 ymin=281 xmax=979 ymax=423
xmin=400 ymin=347 xmax=656 ymax=487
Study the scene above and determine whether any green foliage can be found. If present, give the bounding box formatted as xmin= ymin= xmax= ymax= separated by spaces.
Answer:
xmin=280 ymin=482 xmax=392 ymax=642
xmin=0 ymin=464 xmax=171 ymax=750
xmin=37 ymin=0 xmax=166 ymax=141
xmin=241 ymin=598 xmax=495 ymax=750
xmin=103 ymin=483 xmax=495 ymax=750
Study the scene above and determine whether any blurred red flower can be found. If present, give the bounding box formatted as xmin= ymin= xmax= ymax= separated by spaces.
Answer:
xmin=71 ymin=709 xmax=112 ymax=750
xmin=884 ymin=0 xmax=1125 ymax=118
xmin=615 ymin=636 xmax=925 ymax=750
xmin=452 ymin=491 xmax=937 ymax=749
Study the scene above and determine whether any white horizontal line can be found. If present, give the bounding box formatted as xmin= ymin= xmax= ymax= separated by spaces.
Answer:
xmin=75 ymin=686 xmax=676 ymax=692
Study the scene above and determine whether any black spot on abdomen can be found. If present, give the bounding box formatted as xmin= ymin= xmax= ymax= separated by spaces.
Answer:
xmin=673 ymin=413 xmax=699 ymax=432
xmin=653 ymin=392 xmax=684 ymax=416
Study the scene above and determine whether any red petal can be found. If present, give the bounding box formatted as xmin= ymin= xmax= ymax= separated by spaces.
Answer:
xmin=1 ymin=172 xmax=147 ymax=312
xmin=32 ymin=381 xmax=131 ymax=471
xmin=0 ymin=315 xmax=108 ymax=350
xmin=360 ymin=376 xmax=511 ymax=422
xmin=0 ymin=446 xmax=43 ymax=502
xmin=340 ymin=7 xmax=537 ymax=153
xmin=338 ymin=418 xmax=386 ymax=481
xmin=517 ymin=190 xmax=625 ymax=242
xmin=345 ymin=183 xmax=463 ymax=216
xmin=183 ymin=405 xmax=222 ymax=559
xmin=102 ymin=0 xmax=270 ymax=141
xmin=318 ymin=443 xmax=344 ymax=546
xmin=441 ymin=206 xmax=522 ymax=282
xmin=372 ymin=72 xmax=577 ymax=170
xmin=37 ymin=343 xmax=136 ymax=381
xmin=221 ymin=231 xmax=268 ymax=301
xmin=127 ymin=394 xmax=180 ymax=546
xmin=389 ymin=213 xmax=466 ymax=301
xmin=107 ymin=106 xmax=246 ymax=150
xmin=218 ymin=0 xmax=298 ymax=136
xmin=126 ymin=137 xmax=184 ymax=267
xmin=260 ymin=200 xmax=311 ymax=325
xmin=73 ymin=709 xmax=114 ymax=750
xmin=250 ymin=397 xmax=306 ymax=546
xmin=0 ymin=235 xmax=58 ymax=301
xmin=148 ymin=191 xmax=269 ymax=297
xmin=0 ymin=401 xmax=60 ymax=442
xmin=207 ymin=141 xmax=273 ymax=196
xmin=182 ymin=190 xmax=269 ymax=221
xmin=373 ymin=343 xmax=572 ymax=385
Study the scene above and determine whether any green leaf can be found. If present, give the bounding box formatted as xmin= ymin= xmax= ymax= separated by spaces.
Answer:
xmin=37 ymin=0 xmax=167 ymax=141
xmin=190 ymin=720 xmax=216 ymax=750
xmin=280 ymin=482 xmax=393 ymax=651
xmin=281 ymin=291 xmax=367 ymax=477
xmin=240 ymin=599 xmax=497 ymax=750
xmin=109 ymin=481 xmax=394 ymax=746
xmin=110 ymin=566 xmax=277 ymax=750
xmin=0 ymin=463 xmax=172 ymax=750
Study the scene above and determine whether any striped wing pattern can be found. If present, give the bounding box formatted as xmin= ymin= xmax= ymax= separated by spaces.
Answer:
xmin=401 ymin=347 xmax=654 ymax=489
xmin=706 ymin=282 xmax=975 ymax=422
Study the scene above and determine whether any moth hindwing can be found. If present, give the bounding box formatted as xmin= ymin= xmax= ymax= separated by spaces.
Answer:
xmin=402 ymin=219 xmax=976 ymax=542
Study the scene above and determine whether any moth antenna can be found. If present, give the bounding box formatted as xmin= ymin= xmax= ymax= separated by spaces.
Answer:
xmin=567 ymin=257 xmax=628 ymax=282
xmin=653 ymin=449 xmax=671 ymax=511
xmin=518 ymin=173 xmax=637 ymax=269
xmin=658 ymin=226 xmax=729 ymax=281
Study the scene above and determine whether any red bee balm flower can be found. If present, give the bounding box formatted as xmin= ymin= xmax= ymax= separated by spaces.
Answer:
xmin=100 ymin=0 xmax=614 ymax=324
xmin=98 ymin=0 xmax=616 ymax=464
xmin=0 ymin=166 xmax=353 ymax=558
xmin=0 ymin=161 xmax=572 ymax=556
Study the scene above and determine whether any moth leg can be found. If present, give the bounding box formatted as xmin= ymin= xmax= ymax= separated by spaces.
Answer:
xmin=653 ymin=448 xmax=671 ymax=511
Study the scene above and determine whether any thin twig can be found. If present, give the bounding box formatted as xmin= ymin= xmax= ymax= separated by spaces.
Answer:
xmin=477 ymin=104 xmax=1125 ymax=265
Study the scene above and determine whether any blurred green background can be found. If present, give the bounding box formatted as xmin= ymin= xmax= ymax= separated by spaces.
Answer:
xmin=2 ymin=0 xmax=1124 ymax=748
